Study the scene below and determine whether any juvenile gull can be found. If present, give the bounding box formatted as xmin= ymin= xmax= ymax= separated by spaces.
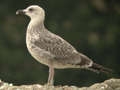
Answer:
xmin=16 ymin=5 xmax=112 ymax=85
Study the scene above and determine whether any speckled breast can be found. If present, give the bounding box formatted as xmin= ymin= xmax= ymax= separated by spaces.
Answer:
xmin=26 ymin=30 xmax=52 ymax=67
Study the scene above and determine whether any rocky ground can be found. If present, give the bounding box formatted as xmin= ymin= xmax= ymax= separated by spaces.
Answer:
xmin=0 ymin=78 xmax=120 ymax=90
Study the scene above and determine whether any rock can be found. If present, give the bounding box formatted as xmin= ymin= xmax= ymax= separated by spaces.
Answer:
xmin=0 ymin=78 xmax=120 ymax=90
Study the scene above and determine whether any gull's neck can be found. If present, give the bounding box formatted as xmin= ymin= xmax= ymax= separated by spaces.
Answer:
xmin=28 ymin=17 xmax=45 ymax=31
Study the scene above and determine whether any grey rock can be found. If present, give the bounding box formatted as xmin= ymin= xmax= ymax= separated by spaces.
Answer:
xmin=0 ymin=79 xmax=120 ymax=90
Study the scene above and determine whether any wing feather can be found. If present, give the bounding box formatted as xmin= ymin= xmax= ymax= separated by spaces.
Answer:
xmin=32 ymin=29 xmax=92 ymax=67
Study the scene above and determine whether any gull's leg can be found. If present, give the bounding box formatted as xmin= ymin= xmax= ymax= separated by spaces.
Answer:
xmin=47 ymin=66 xmax=54 ymax=85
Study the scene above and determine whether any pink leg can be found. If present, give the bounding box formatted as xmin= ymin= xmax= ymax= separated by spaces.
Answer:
xmin=48 ymin=66 xmax=54 ymax=85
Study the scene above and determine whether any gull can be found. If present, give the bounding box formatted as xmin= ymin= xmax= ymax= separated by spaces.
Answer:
xmin=16 ymin=5 xmax=112 ymax=85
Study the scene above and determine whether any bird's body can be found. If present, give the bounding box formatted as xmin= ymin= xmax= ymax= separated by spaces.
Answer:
xmin=16 ymin=5 xmax=112 ymax=85
xmin=26 ymin=21 xmax=92 ymax=69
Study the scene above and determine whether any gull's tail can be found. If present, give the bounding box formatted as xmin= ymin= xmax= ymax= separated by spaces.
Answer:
xmin=88 ymin=63 xmax=113 ymax=74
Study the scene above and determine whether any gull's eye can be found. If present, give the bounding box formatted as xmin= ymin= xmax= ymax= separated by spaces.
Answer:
xmin=29 ymin=8 xmax=34 ymax=12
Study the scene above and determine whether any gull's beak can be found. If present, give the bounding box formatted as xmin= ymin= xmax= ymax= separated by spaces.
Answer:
xmin=16 ymin=10 xmax=25 ymax=15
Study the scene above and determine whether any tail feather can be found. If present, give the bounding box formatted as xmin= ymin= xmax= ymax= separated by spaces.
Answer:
xmin=88 ymin=63 xmax=113 ymax=74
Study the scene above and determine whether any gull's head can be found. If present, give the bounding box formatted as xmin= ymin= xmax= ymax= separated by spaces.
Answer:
xmin=16 ymin=5 xmax=45 ymax=21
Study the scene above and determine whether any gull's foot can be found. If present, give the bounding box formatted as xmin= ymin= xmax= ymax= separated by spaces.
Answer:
xmin=44 ymin=82 xmax=54 ymax=87
xmin=44 ymin=83 xmax=54 ymax=89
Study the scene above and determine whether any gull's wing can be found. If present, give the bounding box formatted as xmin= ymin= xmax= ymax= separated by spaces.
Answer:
xmin=33 ymin=30 xmax=92 ymax=67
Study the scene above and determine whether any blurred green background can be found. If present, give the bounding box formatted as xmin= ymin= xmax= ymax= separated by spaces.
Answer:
xmin=0 ymin=0 xmax=120 ymax=87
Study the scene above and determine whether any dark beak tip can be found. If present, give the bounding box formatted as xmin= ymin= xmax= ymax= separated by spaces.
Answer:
xmin=16 ymin=10 xmax=25 ymax=15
